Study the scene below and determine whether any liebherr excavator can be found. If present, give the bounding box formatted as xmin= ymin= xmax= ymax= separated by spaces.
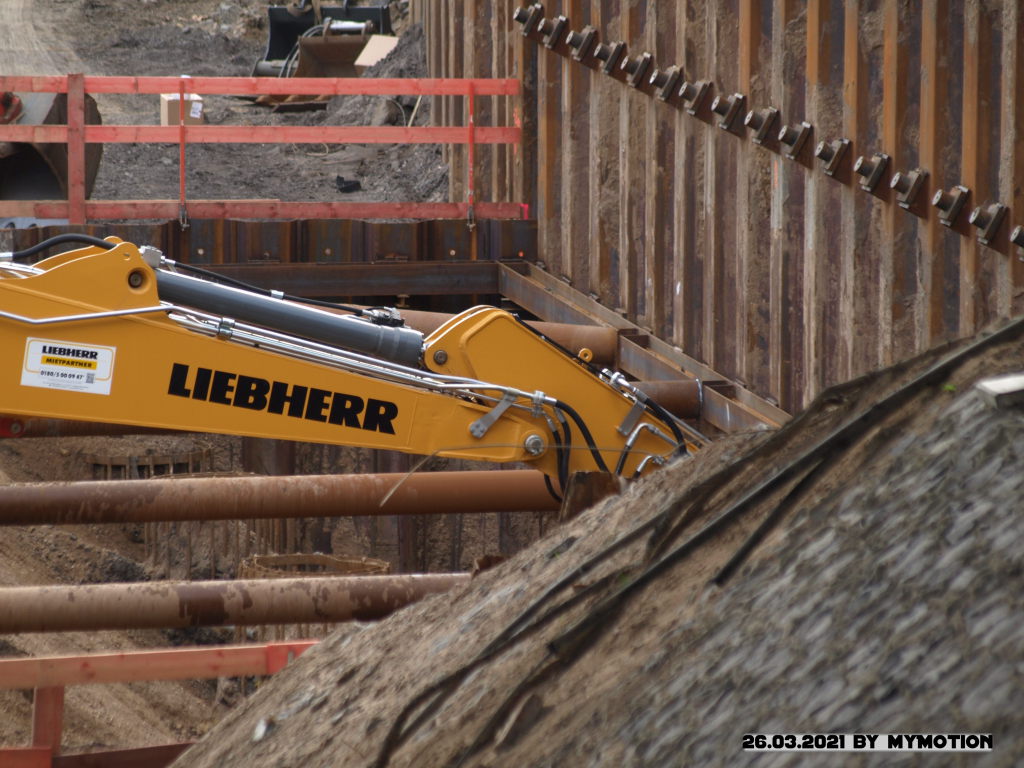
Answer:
xmin=0 ymin=235 xmax=698 ymax=492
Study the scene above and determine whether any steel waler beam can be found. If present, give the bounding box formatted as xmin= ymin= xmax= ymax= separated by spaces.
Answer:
xmin=0 ymin=470 xmax=558 ymax=526
xmin=0 ymin=574 xmax=469 ymax=633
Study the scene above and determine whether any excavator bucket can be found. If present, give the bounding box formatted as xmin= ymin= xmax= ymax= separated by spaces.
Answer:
xmin=0 ymin=91 xmax=102 ymax=220
xmin=252 ymin=1 xmax=393 ymax=78
xmin=292 ymin=32 xmax=368 ymax=79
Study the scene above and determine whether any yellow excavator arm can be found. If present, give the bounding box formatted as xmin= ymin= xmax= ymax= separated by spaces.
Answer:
xmin=0 ymin=236 xmax=694 ymax=488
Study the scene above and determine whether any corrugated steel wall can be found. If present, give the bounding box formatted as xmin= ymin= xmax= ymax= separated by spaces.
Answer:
xmin=415 ymin=0 xmax=1024 ymax=412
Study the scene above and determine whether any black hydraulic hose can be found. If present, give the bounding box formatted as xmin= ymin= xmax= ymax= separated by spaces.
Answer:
xmin=10 ymin=234 xmax=114 ymax=261
xmin=554 ymin=399 xmax=610 ymax=473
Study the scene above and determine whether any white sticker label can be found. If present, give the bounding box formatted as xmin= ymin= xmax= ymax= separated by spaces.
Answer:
xmin=22 ymin=338 xmax=116 ymax=395
xmin=189 ymin=100 xmax=203 ymax=119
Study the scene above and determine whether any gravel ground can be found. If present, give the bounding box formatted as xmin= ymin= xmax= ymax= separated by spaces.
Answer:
xmin=174 ymin=326 xmax=1024 ymax=767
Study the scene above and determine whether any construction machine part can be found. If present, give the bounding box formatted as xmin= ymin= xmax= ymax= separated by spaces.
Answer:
xmin=0 ymin=574 xmax=469 ymax=633
xmin=253 ymin=1 xmax=393 ymax=78
xmin=0 ymin=470 xmax=559 ymax=526
xmin=0 ymin=92 xmax=102 ymax=207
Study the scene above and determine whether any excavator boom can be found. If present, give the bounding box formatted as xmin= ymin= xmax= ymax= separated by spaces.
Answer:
xmin=0 ymin=236 xmax=693 ymax=488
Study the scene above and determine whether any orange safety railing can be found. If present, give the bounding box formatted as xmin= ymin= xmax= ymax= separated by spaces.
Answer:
xmin=0 ymin=74 xmax=524 ymax=225
xmin=0 ymin=641 xmax=318 ymax=768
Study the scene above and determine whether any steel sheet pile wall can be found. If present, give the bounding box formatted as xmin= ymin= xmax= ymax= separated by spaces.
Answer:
xmin=415 ymin=1 xmax=1024 ymax=411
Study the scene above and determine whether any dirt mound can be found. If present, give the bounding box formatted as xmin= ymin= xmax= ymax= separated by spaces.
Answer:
xmin=172 ymin=323 xmax=1024 ymax=767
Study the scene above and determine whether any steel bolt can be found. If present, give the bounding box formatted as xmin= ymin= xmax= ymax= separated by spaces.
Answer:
xmin=710 ymin=92 xmax=745 ymax=131
xmin=968 ymin=202 xmax=1007 ymax=245
xmin=853 ymin=152 xmax=889 ymax=192
xmin=566 ymin=26 xmax=598 ymax=61
xmin=433 ymin=349 xmax=449 ymax=365
xmin=932 ymin=185 xmax=970 ymax=227
xmin=127 ymin=270 xmax=144 ymax=288
xmin=814 ymin=138 xmax=850 ymax=177
xmin=744 ymin=106 xmax=779 ymax=145
xmin=777 ymin=122 xmax=812 ymax=160
xmin=523 ymin=434 xmax=546 ymax=456
xmin=677 ymin=79 xmax=710 ymax=115
xmin=889 ymin=168 xmax=927 ymax=209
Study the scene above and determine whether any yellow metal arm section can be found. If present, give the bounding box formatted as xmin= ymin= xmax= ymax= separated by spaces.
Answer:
xmin=0 ymin=240 xmax=683 ymax=481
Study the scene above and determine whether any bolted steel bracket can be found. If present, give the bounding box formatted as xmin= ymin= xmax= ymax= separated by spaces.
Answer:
xmin=778 ymin=121 xmax=812 ymax=161
xmin=814 ymin=138 xmax=850 ymax=177
xmin=649 ymin=66 xmax=682 ymax=103
xmin=620 ymin=52 xmax=653 ymax=89
xmin=470 ymin=392 xmax=518 ymax=439
xmin=512 ymin=5 xmax=545 ymax=39
xmin=853 ymin=152 xmax=890 ymax=192
xmin=566 ymin=25 xmax=598 ymax=63
xmin=1011 ymin=225 xmax=1024 ymax=252
xmin=743 ymin=106 xmax=779 ymax=145
xmin=537 ymin=15 xmax=569 ymax=51
xmin=678 ymin=79 xmax=711 ymax=116
xmin=968 ymin=202 xmax=1007 ymax=246
xmin=710 ymin=92 xmax=746 ymax=132
xmin=593 ymin=40 xmax=627 ymax=76
xmin=890 ymin=168 xmax=928 ymax=210
xmin=932 ymin=185 xmax=970 ymax=227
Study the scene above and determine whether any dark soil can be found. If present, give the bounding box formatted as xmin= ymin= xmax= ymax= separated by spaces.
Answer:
xmin=46 ymin=0 xmax=446 ymax=207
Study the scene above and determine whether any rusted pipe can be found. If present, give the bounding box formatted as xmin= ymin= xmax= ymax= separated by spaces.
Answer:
xmin=634 ymin=380 xmax=702 ymax=419
xmin=0 ymin=470 xmax=558 ymax=526
xmin=0 ymin=574 xmax=469 ymax=633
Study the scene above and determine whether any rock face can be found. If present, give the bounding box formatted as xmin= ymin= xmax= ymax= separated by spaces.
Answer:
xmin=173 ymin=328 xmax=1024 ymax=768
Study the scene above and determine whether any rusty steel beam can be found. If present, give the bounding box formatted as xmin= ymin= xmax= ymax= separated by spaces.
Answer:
xmin=498 ymin=262 xmax=788 ymax=431
xmin=0 ymin=470 xmax=558 ymax=526
xmin=0 ymin=574 xmax=469 ymax=633
xmin=202 ymin=262 xmax=502 ymax=298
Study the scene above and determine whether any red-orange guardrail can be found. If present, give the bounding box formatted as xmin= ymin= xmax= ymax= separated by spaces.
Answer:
xmin=0 ymin=641 xmax=317 ymax=767
xmin=0 ymin=74 xmax=524 ymax=225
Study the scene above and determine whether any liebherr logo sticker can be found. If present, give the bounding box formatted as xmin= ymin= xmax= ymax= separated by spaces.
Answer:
xmin=167 ymin=363 xmax=399 ymax=435
xmin=22 ymin=338 xmax=116 ymax=395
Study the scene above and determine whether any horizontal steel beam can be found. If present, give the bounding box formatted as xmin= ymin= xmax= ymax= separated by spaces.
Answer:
xmin=497 ymin=263 xmax=789 ymax=431
xmin=0 ymin=201 xmax=525 ymax=221
xmin=0 ymin=574 xmax=469 ymax=633
xmin=201 ymin=261 xmax=503 ymax=297
xmin=0 ymin=470 xmax=558 ymax=526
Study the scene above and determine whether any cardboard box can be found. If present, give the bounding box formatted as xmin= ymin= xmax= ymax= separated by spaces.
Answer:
xmin=354 ymin=35 xmax=400 ymax=74
xmin=159 ymin=92 xmax=204 ymax=126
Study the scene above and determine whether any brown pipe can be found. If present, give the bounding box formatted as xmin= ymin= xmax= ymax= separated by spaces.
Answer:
xmin=0 ymin=574 xmax=469 ymax=633
xmin=634 ymin=379 xmax=702 ymax=420
xmin=0 ymin=470 xmax=558 ymax=526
